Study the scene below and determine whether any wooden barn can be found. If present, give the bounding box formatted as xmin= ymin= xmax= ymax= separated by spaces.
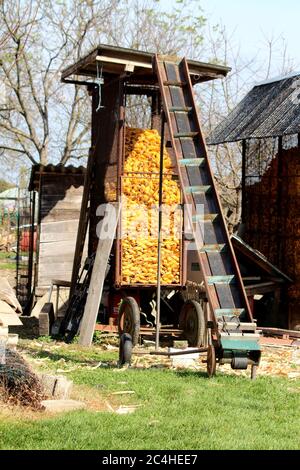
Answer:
xmin=17 ymin=164 xmax=85 ymax=310
xmin=208 ymin=72 xmax=300 ymax=330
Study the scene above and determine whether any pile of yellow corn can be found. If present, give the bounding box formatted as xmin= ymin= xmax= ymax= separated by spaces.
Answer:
xmin=121 ymin=127 xmax=181 ymax=285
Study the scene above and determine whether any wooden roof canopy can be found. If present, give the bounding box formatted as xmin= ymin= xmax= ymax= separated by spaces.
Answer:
xmin=61 ymin=43 xmax=231 ymax=87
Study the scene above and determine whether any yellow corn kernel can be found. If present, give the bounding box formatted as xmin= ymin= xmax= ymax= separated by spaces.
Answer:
xmin=121 ymin=127 xmax=181 ymax=285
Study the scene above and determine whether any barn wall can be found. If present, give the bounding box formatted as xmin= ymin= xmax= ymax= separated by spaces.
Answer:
xmin=244 ymin=146 xmax=300 ymax=329
xmin=37 ymin=174 xmax=84 ymax=288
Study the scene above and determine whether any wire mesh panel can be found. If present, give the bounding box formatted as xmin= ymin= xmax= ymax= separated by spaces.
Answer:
xmin=244 ymin=137 xmax=279 ymax=263
xmin=16 ymin=190 xmax=36 ymax=311
xmin=243 ymin=134 xmax=300 ymax=328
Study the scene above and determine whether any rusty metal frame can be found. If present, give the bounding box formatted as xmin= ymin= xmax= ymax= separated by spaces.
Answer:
xmin=155 ymin=55 xmax=254 ymax=334
xmin=114 ymin=84 xmax=185 ymax=289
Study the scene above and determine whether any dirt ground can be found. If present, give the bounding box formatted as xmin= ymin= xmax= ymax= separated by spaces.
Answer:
xmin=18 ymin=337 xmax=300 ymax=381
xmin=0 ymin=258 xmax=299 ymax=381
xmin=0 ymin=268 xmax=16 ymax=289
xmin=129 ymin=342 xmax=300 ymax=379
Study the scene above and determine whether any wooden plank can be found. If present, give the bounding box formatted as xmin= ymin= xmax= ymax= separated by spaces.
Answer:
xmin=259 ymin=327 xmax=300 ymax=339
xmin=0 ymin=277 xmax=22 ymax=313
xmin=0 ymin=311 xmax=23 ymax=326
xmin=96 ymin=54 xmax=152 ymax=69
xmin=41 ymin=198 xmax=83 ymax=211
xmin=41 ymin=210 xmax=82 ymax=223
xmin=39 ymin=240 xmax=77 ymax=256
xmin=39 ymin=262 xmax=74 ymax=272
xmin=40 ymin=232 xmax=78 ymax=243
xmin=69 ymin=148 xmax=94 ymax=297
xmin=40 ymin=219 xmax=79 ymax=233
xmin=79 ymin=204 xmax=120 ymax=346
xmin=39 ymin=262 xmax=72 ymax=274
xmin=39 ymin=260 xmax=75 ymax=271
xmin=39 ymin=277 xmax=72 ymax=287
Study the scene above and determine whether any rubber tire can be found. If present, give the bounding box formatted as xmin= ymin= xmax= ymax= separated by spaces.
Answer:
xmin=119 ymin=333 xmax=133 ymax=366
xmin=118 ymin=297 xmax=140 ymax=346
xmin=179 ymin=300 xmax=206 ymax=347
xmin=207 ymin=344 xmax=216 ymax=378
xmin=231 ymin=356 xmax=248 ymax=370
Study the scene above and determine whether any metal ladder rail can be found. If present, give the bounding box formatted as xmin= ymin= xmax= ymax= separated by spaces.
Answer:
xmin=180 ymin=57 xmax=253 ymax=326
xmin=155 ymin=55 xmax=253 ymax=332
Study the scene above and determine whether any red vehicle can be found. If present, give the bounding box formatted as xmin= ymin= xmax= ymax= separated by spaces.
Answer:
xmin=20 ymin=230 xmax=36 ymax=252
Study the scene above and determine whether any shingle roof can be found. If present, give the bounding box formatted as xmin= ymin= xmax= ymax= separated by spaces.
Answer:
xmin=208 ymin=72 xmax=300 ymax=144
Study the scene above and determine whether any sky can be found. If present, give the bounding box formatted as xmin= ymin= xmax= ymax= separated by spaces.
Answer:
xmin=198 ymin=0 xmax=300 ymax=75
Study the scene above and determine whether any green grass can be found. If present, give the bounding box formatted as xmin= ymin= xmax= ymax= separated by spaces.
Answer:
xmin=0 ymin=262 xmax=15 ymax=270
xmin=0 ymin=251 xmax=15 ymax=270
xmin=0 ymin=341 xmax=299 ymax=450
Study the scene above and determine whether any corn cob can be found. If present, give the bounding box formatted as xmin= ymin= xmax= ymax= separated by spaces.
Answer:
xmin=121 ymin=127 xmax=181 ymax=285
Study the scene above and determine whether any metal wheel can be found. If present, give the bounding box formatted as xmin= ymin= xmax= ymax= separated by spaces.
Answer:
xmin=207 ymin=344 xmax=216 ymax=377
xmin=118 ymin=297 xmax=140 ymax=346
xmin=119 ymin=333 xmax=133 ymax=366
xmin=179 ymin=300 xmax=206 ymax=347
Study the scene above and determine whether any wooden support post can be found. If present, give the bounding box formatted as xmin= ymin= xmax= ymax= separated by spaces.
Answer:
xmin=151 ymin=92 xmax=161 ymax=132
xmin=69 ymin=148 xmax=94 ymax=300
xmin=155 ymin=112 xmax=165 ymax=351
xmin=27 ymin=190 xmax=36 ymax=301
xmin=276 ymin=136 xmax=283 ymax=269
xmin=79 ymin=203 xmax=120 ymax=346
xmin=241 ymin=139 xmax=247 ymax=224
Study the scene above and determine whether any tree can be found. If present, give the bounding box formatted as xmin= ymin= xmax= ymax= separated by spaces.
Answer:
xmin=202 ymin=27 xmax=297 ymax=229
xmin=0 ymin=0 xmax=119 ymax=167
xmin=0 ymin=0 xmax=296 ymax=231
xmin=0 ymin=178 xmax=13 ymax=193
xmin=0 ymin=0 xmax=207 ymax=169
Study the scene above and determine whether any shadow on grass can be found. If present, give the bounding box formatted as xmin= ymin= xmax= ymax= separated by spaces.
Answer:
xmin=173 ymin=368 xmax=253 ymax=382
xmin=20 ymin=345 xmax=118 ymax=368
xmin=174 ymin=369 xmax=210 ymax=380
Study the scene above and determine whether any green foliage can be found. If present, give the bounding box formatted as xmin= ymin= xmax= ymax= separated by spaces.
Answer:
xmin=0 ymin=252 xmax=15 ymax=270
xmin=36 ymin=336 xmax=53 ymax=343
xmin=0 ymin=261 xmax=15 ymax=270
xmin=93 ymin=330 xmax=119 ymax=346
xmin=92 ymin=330 xmax=104 ymax=345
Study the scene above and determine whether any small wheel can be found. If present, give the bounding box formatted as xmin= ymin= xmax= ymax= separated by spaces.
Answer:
xmin=179 ymin=300 xmax=206 ymax=347
xmin=207 ymin=344 xmax=216 ymax=378
xmin=118 ymin=297 xmax=140 ymax=346
xmin=231 ymin=356 xmax=248 ymax=370
xmin=119 ymin=333 xmax=133 ymax=366
xmin=251 ymin=364 xmax=257 ymax=380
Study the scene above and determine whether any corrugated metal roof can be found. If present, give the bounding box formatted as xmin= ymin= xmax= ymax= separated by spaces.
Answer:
xmin=207 ymin=73 xmax=300 ymax=144
xmin=28 ymin=164 xmax=86 ymax=191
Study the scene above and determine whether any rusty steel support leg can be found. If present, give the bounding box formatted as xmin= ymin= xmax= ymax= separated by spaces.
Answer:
xmin=251 ymin=364 xmax=257 ymax=380
xmin=241 ymin=139 xmax=247 ymax=224
xmin=155 ymin=112 xmax=165 ymax=351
